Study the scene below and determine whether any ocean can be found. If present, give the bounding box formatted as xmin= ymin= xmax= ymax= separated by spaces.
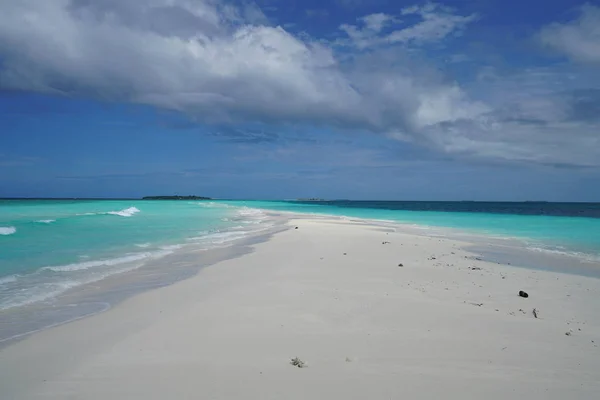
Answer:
xmin=1 ymin=199 xmax=600 ymax=342
xmin=0 ymin=200 xmax=274 ymax=311
xmin=230 ymin=200 xmax=600 ymax=257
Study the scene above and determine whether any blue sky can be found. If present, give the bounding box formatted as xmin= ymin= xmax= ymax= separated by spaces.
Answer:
xmin=1 ymin=0 xmax=599 ymax=200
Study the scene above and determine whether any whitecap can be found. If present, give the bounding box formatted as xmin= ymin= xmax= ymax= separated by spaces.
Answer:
xmin=0 ymin=226 xmax=16 ymax=235
xmin=106 ymin=207 xmax=140 ymax=217
xmin=76 ymin=207 xmax=140 ymax=218
xmin=41 ymin=250 xmax=170 ymax=273
xmin=1 ymin=248 xmax=179 ymax=310
xmin=36 ymin=219 xmax=56 ymax=224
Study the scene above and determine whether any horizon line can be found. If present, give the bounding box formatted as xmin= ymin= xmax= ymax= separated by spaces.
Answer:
xmin=1 ymin=197 xmax=599 ymax=204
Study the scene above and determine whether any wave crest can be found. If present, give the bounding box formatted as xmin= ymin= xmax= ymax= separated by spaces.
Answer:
xmin=106 ymin=207 xmax=140 ymax=217
xmin=77 ymin=207 xmax=141 ymax=218
xmin=41 ymin=251 xmax=169 ymax=273
xmin=0 ymin=226 xmax=16 ymax=235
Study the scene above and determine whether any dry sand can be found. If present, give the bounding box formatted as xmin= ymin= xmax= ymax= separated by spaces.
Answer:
xmin=1 ymin=217 xmax=600 ymax=399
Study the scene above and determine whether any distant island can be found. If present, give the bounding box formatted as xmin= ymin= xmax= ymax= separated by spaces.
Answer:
xmin=142 ymin=196 xmax=212 ymax=200
xmin=296 ymin=198 xmax=326 ymax=201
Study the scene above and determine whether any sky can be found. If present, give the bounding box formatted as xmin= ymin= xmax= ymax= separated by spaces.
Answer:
xmin=0 ymin=0 xmax=599 ymax=201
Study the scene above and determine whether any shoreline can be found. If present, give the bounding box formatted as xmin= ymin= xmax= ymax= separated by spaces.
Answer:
xmin=267 ymin=209 xmax=600 ymax=262
xmin=271 ymin=210 xmax=600 ymax=276
xmin=1 ymin=216 xmax=600 ymax=398
xmin=0 ymin=219 xmax=289 ymax=346
xmin=1 ymin=211 xmax=599 ymax=346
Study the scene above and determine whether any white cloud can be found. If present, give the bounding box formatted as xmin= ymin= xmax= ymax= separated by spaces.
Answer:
xmin=0 ymin=0 xmax=598 ymax=168
xmin=339 ymin=3 xmax=477 ymax=49
xmin=389 ymin=3 xmax=477 ymax=44
xmin=360 ymin=13 xmax=396 ymax=32
xmin=0 ymin=0 xmax=360 ymax=126
xmin=422 ymin=69 xmax=600 ymax=167
xmin=539 ymin=4 xmax=600 ymax=64
xmin=0 ymin=0 xmax=481 ymax=132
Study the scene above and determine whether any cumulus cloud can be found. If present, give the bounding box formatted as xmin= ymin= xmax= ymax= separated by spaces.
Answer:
xmin=421 ymin=70 xmax=600 ymax=167
xmin=0 ymin=0 xmax=598 ymax=167
xmin=539 ymin=4 xmax=600 ymax=64
xmin=0 ymin=0 xmax=360 ymax=125
xmin=339 ymin=3 xmax=477 ymax=49
xmin=0 ymin=1 xmax=481 ymax=131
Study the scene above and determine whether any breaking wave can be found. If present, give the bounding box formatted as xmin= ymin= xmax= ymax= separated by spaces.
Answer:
xmin=77 ymin=207 xmax=141 ymax=218
xmin=0 ymin=226 xmax=16 ymax=235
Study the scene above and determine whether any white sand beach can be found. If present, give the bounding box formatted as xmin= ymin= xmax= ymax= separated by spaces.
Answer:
xmin=1 ymin=217 xmax=600 ymax=399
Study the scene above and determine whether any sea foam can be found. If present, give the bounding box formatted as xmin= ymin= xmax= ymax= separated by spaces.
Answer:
xmin=77 ymin=206 xmax=141 ymax=218
xmin=0 ymin=249 xmax=176 ymax=311
xmin=41 ymin=250 xmax=170 ymax=273
xmin=106 ymin=207 xmax=140 ymax=217
xmin=525 ymin=245 xmax=600 ymax=262
xmin=0 ymin=226 xmax=16 ymax=235
xmin=0 ymin=280 xmax=81 ymax=310
xmin=0 ymin=275 xmax=18 ymax=285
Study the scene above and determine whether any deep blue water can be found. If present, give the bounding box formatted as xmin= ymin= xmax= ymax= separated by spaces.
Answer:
xmin=289 ymin=201 xmax=600 ymax=218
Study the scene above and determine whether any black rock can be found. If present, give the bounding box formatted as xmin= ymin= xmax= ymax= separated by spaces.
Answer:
xmin=398 ymin=263 xmax=404 ymax=267
xmin=518 ymin=290 xmax=529 ymax=298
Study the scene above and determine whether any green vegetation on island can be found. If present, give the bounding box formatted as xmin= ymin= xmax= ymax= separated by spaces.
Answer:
xmin=142 ymin=196 xmax=212 ymax=200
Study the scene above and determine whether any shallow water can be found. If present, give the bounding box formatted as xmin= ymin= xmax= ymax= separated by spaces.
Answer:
xmin=1 ymin=199 xmax=599 ymax=343
xmin=220 ymin=200 xmax=600 ymax=261
xmin=0 ymin=200 xmax=273 ymax=310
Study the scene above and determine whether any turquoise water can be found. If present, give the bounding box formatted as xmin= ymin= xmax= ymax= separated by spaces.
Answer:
xmin=1 ymin=199 xmax=600 ymax=312
xmin=219 ymin=201 xmax=600 ymax=256
xmin=0 ymin=200 xmax=272 ymax=309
